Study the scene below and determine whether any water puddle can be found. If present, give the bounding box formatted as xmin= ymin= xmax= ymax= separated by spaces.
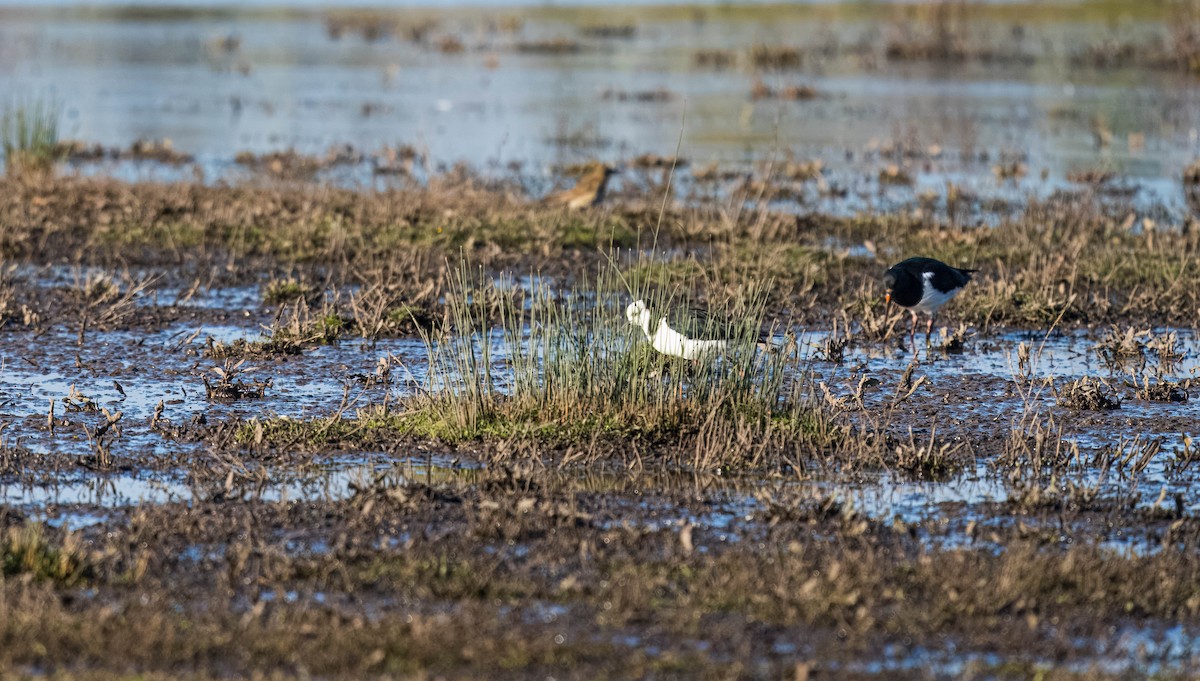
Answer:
xmin=4 ymin=453 xmax=474 ymax=524
xmin=831 ymin=623 xmax=1200 ymax=677
xmin=2 ymin=320 xmax=1197 ymax=552
xmin=0 ymin=323 xmax=430 ymax=437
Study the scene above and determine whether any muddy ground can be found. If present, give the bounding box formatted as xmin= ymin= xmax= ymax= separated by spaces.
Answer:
xmin=0 ymin=171 xmax=1197 ymax=680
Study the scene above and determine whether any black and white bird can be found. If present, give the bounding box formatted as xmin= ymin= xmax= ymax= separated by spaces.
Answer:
xmin=882 ymin=257 xmax=977 ymax=345
xmin=625 ymin=299 xmax=763 ymax=361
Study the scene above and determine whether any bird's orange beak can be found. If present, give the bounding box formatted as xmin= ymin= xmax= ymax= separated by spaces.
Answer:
xmin=885 ymin=291 xmax=891 ymax=305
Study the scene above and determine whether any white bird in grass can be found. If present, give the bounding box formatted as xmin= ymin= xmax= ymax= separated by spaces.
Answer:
xmin=625 ymin=299 xmax=765 ymax=361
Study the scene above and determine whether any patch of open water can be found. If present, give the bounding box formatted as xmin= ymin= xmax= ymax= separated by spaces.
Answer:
xmin=4 ymin=453 xmax=473 ymax=527
xmin=1 ymin=8 xmax=1197 ymax=220
xmin=2 ymin=319 xmax=1198 ymax=552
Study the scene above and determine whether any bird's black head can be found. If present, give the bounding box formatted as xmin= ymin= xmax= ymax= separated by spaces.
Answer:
xmin=882 ymin=265 xmax=921 ymax=307
xmin=882 ymin=271 xmax=896 ymax=305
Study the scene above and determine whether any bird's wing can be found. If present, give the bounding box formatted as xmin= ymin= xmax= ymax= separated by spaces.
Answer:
xmin=942 ymin=265 xmax=976 ymax=289
xmin=540 ymin=170 xmax=603 ymax=207
xmin=912 ymin=259 xmax=975 ymax=291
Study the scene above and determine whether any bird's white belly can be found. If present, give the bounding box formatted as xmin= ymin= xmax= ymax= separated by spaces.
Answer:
xmin=910 ymin=275 xmax=961 ymax=315
xmin=653 ymin=322 xmax=726 ymax=360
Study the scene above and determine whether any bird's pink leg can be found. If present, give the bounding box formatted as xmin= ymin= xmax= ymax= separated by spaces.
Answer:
xmin=908 ymin=311 xmax=918 ymax=352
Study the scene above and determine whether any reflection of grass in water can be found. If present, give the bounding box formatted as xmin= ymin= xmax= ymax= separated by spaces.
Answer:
xmin=1 ymin=99 xmax=61 ymax=177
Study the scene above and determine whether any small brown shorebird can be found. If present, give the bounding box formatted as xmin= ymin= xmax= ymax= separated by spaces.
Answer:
xmin=543 ymin=162 xmax=617 ymax=209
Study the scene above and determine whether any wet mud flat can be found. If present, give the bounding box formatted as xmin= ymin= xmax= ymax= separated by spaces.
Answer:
xmin=1 ymin=175 xmax=1200 ymax=678
xmin=5 ymin=0 xmax=1200 ymax=673
xmin=3 ymin=331 xmax=1200 ymax=678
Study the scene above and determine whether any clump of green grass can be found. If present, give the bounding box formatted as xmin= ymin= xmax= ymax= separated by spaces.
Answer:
xmin=422 ymin=264 xmax=796 ymax=446
xmin=262 ymin=277 xmax=320 ymax=305
xmin=1 ymin=99 xmax=62 ymax=176
xmin=241 ymin=252 xmax=826 ymax=468
xmin=410 ymin=260 xmax=808 ymax=454
xmin=205 ymin=335 xmax=303 ymax=359
xmin=2 ymin=523 xmax=91 ymax=584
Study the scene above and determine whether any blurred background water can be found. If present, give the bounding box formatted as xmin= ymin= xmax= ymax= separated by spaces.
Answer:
xmin=0 ymin=1 xmax=1197 ymax=214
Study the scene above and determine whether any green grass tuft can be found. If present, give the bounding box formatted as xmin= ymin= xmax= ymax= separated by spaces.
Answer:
xmin=2 ymin=523 xmax=91 ymax=585
xmin=237 ymin=251 xmax=825 ymax=466
xmin=1 ymin=99 xmax=62 ymax=176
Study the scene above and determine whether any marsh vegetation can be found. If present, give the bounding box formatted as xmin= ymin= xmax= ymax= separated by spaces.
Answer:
xmin=2 ymin=1 xmax=1200 ymax=678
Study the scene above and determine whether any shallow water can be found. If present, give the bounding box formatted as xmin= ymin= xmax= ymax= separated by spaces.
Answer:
xmin=3 ymin=312 xmax=1197 ymax=675
xmin=1 ymin=4 xmax=1197 ymax=217
xmin=1 ymin=453 xmax=468 ymax=515
xmin=3 ymin=314 xmax=1197 ymax=551
xmin=836 ymin=625 xmax=1200 ymax=677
